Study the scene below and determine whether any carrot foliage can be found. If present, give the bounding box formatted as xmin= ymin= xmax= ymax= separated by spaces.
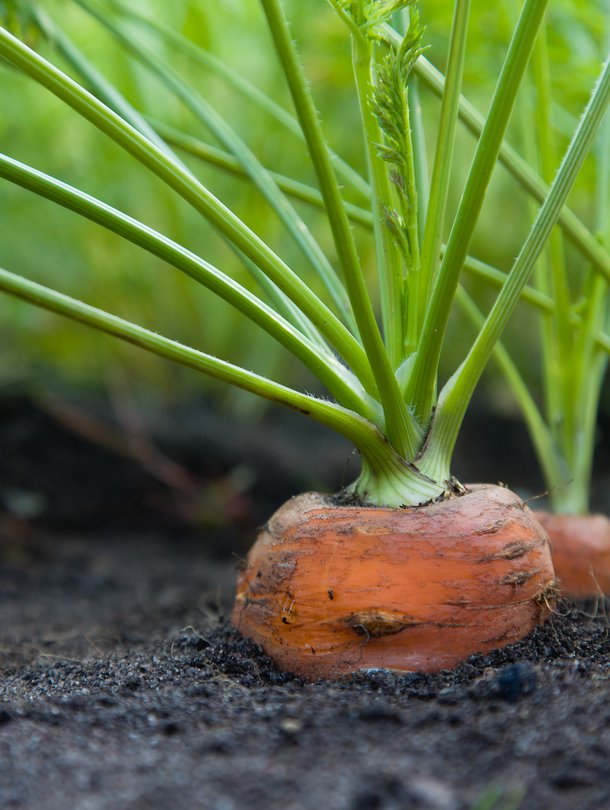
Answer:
xmin=0 ymin=0 xmax=609 ymax=506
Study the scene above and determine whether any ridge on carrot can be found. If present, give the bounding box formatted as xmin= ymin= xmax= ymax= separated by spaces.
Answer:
xmin=0 ymin=0 xmax=608 ymax=676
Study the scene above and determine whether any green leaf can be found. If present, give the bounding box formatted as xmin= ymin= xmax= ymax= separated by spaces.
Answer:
xmin=362 ymin=0 xmax=416 ymax=30
xmin=328 ymin=0 xmax=417 ymax=38
xmin=371 ymin=9 xmax=424 ymax=270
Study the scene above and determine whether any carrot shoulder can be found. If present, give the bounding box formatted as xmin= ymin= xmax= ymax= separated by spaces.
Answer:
xmin=233 ymin=485 xmax=555 ymax=679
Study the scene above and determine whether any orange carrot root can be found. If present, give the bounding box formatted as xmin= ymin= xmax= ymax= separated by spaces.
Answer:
xmin=233 ymin=485 xmax=555 ymax=680
xmin=536 ymin=511 xmax=610 ymax=599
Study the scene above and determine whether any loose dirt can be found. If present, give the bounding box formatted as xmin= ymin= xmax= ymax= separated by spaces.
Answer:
xmin=1 ymin=396 xmax=609 ymax=810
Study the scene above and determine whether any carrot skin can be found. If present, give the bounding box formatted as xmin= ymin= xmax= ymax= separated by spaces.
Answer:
xmin=536 ymin=511 xmax=610 ymax=598
xmin=233 ymin=485 xmax=555 ymax=680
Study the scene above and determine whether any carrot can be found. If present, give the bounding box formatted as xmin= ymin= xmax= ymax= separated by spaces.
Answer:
xmin=233 ymin=485 xmax=555 ymax=680
xmin=536 ymin=512 xmax=610 ymax=599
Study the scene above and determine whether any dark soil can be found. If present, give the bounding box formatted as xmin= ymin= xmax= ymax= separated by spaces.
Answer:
xmin=1 ymin=395 xmax=609 ymax=810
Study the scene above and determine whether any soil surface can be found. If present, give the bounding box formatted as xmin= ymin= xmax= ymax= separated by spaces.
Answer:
xmin=1 ymin=395 xmax=609 ymax=810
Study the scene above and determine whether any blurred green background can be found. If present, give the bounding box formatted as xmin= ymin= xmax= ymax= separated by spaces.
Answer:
xmin=0 ymin=0 xmax=607 ymax=418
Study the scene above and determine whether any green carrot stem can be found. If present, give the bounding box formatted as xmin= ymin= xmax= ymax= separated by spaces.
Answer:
xmin=406 ymin=0 xmax=548 ymax=424
xmin=408 ymin=47 xmax=610 ymax=285
xmin=455 ymin=286 xmax=568 ymax=492
xmin=352 ymin=34 xmax=405 ymax=369
xmin=146 ymin=121 xmax=373 ymax=227
xmin=35 ymin=10 xmax=330 ymax=351
xmin=418 ymin=0 xmax=470 ymax=323
xmin=0 ymin=152 xmax=378 ymax=419
xmin=260 ymin=0 xmax=421 ymax=458
xmin=0 ymin=24 xmax=378 ymax=395
xmin=76 ymin=0 xmax=358 ymax=333
xmin=0 ymin=266 xmax=440 ymax=505
xmin=100 ymin=0 xmax=372 ymax=200
xmin=420 ymin=54 xmax=610 ymax=483
xmin=531 ymin=24 xmax=575 ymax=463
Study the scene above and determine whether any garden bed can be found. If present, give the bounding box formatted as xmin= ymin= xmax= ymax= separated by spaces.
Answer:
xmin=1 ymin=396 xmax=609 ymax=810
